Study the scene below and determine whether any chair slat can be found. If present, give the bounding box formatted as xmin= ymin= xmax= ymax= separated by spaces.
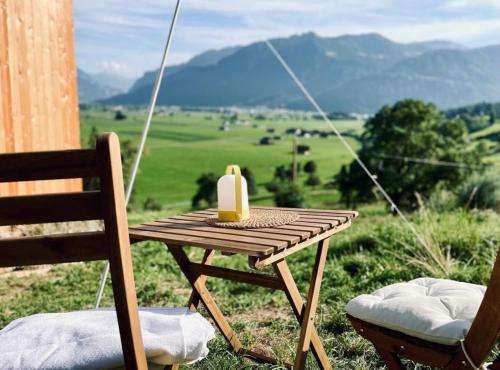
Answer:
xmin=0 ymin=231 xmax=108 ymax=267
xmin=0 ymin=149 xmax=99 ymax=182
xmin=0 ymin=191 xmax=103 ymax=225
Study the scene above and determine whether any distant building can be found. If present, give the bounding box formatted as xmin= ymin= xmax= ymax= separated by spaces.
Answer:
xmin=297 ymin=145 xmax=310 ymax=155
xmin=260 ymin=137 xmax=274 ymax=145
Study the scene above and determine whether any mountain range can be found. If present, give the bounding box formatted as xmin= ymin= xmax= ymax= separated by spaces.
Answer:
xmin=92 ymin=33 xmax=500 ymax=112
xmin=77 ymin=69 xmax=134 ymax=104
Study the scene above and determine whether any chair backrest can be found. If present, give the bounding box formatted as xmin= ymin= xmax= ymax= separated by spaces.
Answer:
xmin=456 ymin=251 xmax=500 ymax=368
xmin=0 ymin=133 xmax=147 ymax=370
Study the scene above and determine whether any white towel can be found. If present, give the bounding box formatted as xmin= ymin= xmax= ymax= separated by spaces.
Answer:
xmin=0 ymin=307 xmax=215 ymax=370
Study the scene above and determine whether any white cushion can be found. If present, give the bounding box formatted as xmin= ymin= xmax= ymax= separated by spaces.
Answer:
xmin=346 ymin=277 xmax=485 ymax=345
xmin=0 ymin=307 xmax=215 ymax=370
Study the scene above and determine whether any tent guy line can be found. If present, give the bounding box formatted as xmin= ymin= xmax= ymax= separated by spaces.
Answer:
xmin=95 ymin=0 xmax=429 ymax=307
xmin=264 ymin=39 xmax=428 ymax=249
xmin=95 ymin=0 xmax=183 ymax=309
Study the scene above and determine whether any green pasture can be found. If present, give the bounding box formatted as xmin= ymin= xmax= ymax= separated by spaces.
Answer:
xmin=0 ymin=108 xmax=498 ymax=369
xmin=1 ymin=206 xmax=498 ymax=369
xmin=80 ymin=109 xmax=363 ymax=207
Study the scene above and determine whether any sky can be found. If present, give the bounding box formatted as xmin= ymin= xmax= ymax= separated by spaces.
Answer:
xmin=74 ymin=0 xmax=500 ymax=78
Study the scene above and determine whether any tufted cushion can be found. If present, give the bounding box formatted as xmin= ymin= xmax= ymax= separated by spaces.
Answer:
xmin=346 ymin=277 xmax=486 ymax=345
xmin=0 ymin=307 xmax=215 ymax=370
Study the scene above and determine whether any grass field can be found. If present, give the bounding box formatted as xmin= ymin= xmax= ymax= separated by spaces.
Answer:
xmin=0 ymin=108 xmax=498 ymax=369
xmin=80 ymin=108 xmax=363 ymax=207
xmin=1 ymin=205 xmax=498 ymax=369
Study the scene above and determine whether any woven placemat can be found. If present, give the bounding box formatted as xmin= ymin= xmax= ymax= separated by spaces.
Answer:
xmin=205 ymin=209 xmax=300 ymax=229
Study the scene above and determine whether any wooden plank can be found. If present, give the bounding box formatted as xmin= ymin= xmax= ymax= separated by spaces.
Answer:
xmin=294 ymin=238 xmax=330 ymax=369
xmin=254 ymin=222 xmax=351 ymax=269
xmin=188 ymin=249 xmax=215 ymax=311
xmin=186 ymin=263 xmax=285 ymax=290
xmin=0 ymin=1 xmax=9 ymax=197
xmin=0 ymin=231 xmax=107 ymax=267
xmin=207 ymin=207 xmax=355 ymax=221
xmin=273 ymin=259 xmax=332 ymax=369
xmin=291 ymin=220 xmax=330 ymax=231
xmin=168 ymin=245 xmax=243 ymax=352
xmin=0 ymin=149 xmax=99 ymax=182
xmin=167 ymin=215 xmax=311 ymax=241
xmin=96 ymin=133 xmax=148 ymax=369
xmin=150 ymin=219 xmax=300 ymax=245
xmin=135 ymin=223 xmax=287 ymax=249
xmin=0 ymin=191 xmax=102 ymax=226
xmin=180 ymin=212 xmax=322 ymax=237
xmin=252 ymin=206 xmax=358 ymax=217
xmin=0 ymin=0 xmax=81 ymax=196
xmin=31 ymin=0 xmax=49 ymax=193
xmin=347 ymin=315 xmax=457 ymax=368
xmin=129 ymin=227 xmax=274 ymax=256
xmin=191 ymin=209 xmax=343 ymax=230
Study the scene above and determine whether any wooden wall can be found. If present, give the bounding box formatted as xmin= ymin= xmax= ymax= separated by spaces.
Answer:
xmin=0 ymin=0 xmax=81 ymax=196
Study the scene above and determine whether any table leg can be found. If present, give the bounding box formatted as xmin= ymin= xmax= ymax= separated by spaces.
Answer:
xmin=187 ymin=249 xmax=216 ymax=311
xmin=273 ymin=238 xmax=332 ymax=370
xmin=167 ymin=244 xmax=243 ymax=353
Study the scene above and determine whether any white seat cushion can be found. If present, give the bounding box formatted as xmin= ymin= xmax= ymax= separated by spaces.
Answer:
xmin=0 ymin=307 xmax=215 ymax=370
xmin=346 ymin=277 xmax=485 ymax=345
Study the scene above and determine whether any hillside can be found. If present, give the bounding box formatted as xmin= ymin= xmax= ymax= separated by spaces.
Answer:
xmin=96 ymin=32 xmax=500 ymax=112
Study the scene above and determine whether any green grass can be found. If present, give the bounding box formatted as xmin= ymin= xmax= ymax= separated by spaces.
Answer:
xmin=80 ymin=109 xmax=363 ymax=207
xmin=0 ymin=109 xmax=498 ymax=368
xmin=1 ymin=206 xmax=498 ymax=369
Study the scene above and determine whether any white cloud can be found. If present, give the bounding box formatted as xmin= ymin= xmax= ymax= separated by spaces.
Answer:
xmin=443 ymin=0 xmax=500 ymax=9
xmin=95 ymin=61 xmax=133 ymax=74
xmin=74 ymin=0 xmax=500 ymax=75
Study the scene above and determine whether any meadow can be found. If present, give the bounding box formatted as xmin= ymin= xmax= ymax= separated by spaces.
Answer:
xmin=0 ymin=108 xmax=498 ymax=369
xmin=80 ymin=108 xmax=363 ymax=207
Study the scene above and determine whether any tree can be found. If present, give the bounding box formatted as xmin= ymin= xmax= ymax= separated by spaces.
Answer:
xmin=489 ymin=112 xmax=496 ymax=125
xmin=274 ymin=183 xmax=306 ymax=208
xmin=338 ymin=99 xmax=481 ymax=209
xmin=192 ymin=173 xmax=218 ymax=209
xmin=274 ymin=165 xmax=288 ymax=181
xmin=305 ymin=174 xmax=321 ymax=188
xmin=241 ymin=167 xmax=257 ymax=195
xmin=304 ymin=160 xmax=317 ymax=174
xmin=114 ymin=110 xmax=127 ymax=120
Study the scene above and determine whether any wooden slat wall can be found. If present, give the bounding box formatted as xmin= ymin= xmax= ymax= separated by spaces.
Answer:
xmin=0 ymin=0 xmax=81 ymax=196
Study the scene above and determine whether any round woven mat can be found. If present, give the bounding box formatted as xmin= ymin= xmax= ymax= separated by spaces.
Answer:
xmin=205 ymin=209 xmax=300 ymax=229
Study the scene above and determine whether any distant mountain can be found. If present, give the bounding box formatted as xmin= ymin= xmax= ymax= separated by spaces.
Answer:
xmin=101 ymin=32 xmax=500 ymax=112
xmin=90 ymin=72 xmax=135 ymax=93
xmin=77 ymin=69 xmax=125 ymax=104
xmin=127 ymin=45 xmax=241 ymax=93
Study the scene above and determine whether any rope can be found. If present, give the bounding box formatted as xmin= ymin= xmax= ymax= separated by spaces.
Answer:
xmin=264 ymin=39 xmax=428 ymax=249
xmin=374 ymin=153 xmax=482 ymax=169
xmin=460 ymin=339 xmax=488 ymax=370
xmin=94 ymin=0 xmax=183 ymax=308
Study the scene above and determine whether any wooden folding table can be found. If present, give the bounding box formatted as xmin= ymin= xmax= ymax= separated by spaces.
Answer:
xmin=129 ymin=206 xmax=358 ymax=369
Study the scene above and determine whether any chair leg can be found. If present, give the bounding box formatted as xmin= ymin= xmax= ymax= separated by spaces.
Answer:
xmin=374 ymin=345 xmax=405 ymax=370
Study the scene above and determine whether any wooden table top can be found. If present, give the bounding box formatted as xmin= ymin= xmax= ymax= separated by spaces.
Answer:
xmin=129 ymin=207 xmax=358 ymax=257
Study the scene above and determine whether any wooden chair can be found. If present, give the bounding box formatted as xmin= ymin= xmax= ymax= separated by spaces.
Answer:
xmin=347 ymin=252 xmax=500 ymax=370
xmin=0 ymin=133 xmax=148 ymax=369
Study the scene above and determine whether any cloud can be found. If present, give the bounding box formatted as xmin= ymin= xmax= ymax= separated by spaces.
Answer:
xmin=74 ymin=0 xmax=500 ymax=75
xmin=94 ymin=61 xmax=133 ymax=74
xmin=443 ymin=0 xmax=500 ymax=9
